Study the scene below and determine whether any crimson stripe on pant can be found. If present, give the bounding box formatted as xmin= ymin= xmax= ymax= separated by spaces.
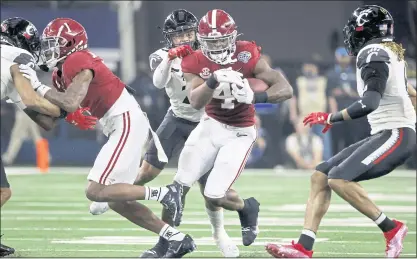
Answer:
xmin=99 ymin=112 xmax=131 ymax=184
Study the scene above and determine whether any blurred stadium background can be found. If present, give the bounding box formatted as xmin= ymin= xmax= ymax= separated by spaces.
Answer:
xmin=1 ymin=0 xmax=416 ymax=257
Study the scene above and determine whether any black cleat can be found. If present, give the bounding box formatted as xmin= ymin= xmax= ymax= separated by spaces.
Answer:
xmin=140 ymin=237 xmax=168 ymax=258
xmin=163 ymin=234 xmax=196 ymax=258
xmin=238 ymin=197 xmax=260 ymax=246
xmin=160 ymin=183 xmax=183 ymax=227
xmin=0 ymin=243 xmax=15 ymax=257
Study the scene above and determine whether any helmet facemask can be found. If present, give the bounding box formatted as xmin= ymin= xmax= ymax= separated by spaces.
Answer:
xmin=166 ymin=28 xmax=197 ymax=48
xmin=198 ymin=30 xmax=237 ymax=65
xmin=39 ymin=35 xmax=87 ymax=70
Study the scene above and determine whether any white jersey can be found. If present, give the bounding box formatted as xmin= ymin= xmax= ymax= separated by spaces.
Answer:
xmin=149 ymin=48 xmax=204 ymax=122
xmin=356 ymin=42 xmax=416 ymax=135
xmin=1 ymin=44 xmax=36 ymax=108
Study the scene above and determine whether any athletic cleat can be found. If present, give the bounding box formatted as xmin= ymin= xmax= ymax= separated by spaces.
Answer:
xmin=214 ymin=232 xmax=240 ymax=257
xmin=237 ymin=197 xmax=260 ymax=246
xmin=160 ymin=183 xmax=183 ymax=227
xmin=0 ymin=241 xmax=15 ymax=257
xmin=384 ymin=219 xmax=408 ymax=258
xmin=265 ymin=241 xmax=313 ymax=258
xmin=140 ymin=239 xmax=168 ymax=258
xmin=89 ymin=202 xmax=109 ymax=215
xmin=163 ymin=234 xmax=196 ymax=258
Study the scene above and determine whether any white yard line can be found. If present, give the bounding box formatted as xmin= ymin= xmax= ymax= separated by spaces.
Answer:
xmin=5 ymin=167 xmax=416 ymax=178
xmin=3 ymin=227 xmax=416 ymax=235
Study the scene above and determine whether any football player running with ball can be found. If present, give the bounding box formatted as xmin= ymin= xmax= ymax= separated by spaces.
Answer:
xmin=90 ymin=9 xmax=240 ymax=258
xmin=266 ymin=5 xmax=415 ymax=258
xmin=19 ymin=18 xmax=196 ymax=258
xmin=171 ymin=9 xmax=293 ymax=248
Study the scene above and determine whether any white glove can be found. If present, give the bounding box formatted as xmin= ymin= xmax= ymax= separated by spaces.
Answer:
xmin=213 ymin=67 xmax=245 ymax=87
xmin=19 ymin=64 xmax=51 ymax=97
xmin=231 ymin=79 xmax=254 ymax=104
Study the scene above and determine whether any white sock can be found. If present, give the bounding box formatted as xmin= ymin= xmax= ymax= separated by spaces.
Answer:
xmin=159 ymin=224 xmax=185 ymax=241
xmin=206 ymin=208 xmax=226 ymax=235
xmin=301 ymin=229 xmax=316 ymax=240
xmin=374 ymin=212 xmax=387 ymax=225
xmin=144 ymin=187 xmax=168 ymax=201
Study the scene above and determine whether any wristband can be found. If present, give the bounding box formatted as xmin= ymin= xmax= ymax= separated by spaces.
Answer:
xmin=206 ymin=75 xmax=219 ymax=89
xmin=58 ymin=108 xmax=68 ymax=119
xmin=254 ymin=92 xmax=268 ymax=103
xmin=36 ymin=84 xmax=52 ymax=97
xmin=329 ymin=112 xmax=343 ymax=123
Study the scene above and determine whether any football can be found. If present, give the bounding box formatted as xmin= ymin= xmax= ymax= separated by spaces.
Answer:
xmin=247 ymin=78 xmax=269 ymax=92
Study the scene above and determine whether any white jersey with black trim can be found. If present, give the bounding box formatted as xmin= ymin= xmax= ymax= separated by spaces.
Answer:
xmin=356 ymin=42 xmax=416 ymax=135
xmin=149 ymin=48 xmax=203 ymax=122
xmin=1 ymin=45 xmax=36 ymax=107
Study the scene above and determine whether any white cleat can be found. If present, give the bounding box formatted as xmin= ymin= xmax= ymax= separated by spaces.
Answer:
xmin=214 ymin=232 xmax=240 ymax=258
xmin=89 ymin=202 xmax=109 ymax=215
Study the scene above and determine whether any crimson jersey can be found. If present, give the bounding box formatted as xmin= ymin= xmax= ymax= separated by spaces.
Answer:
xmin=181 ymin=41 xmax=261 ymax=127
xmin=60 ymin=50 xmax=125 ymax=118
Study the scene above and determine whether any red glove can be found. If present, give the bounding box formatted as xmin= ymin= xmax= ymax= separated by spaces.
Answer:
xmin=65 ymin=107 xmax=98 ymax=130
xmin=52 ymin=68 xmax=65 ymax=92
xmin=303 ymin=112 xmax=333 ymax=134
xmin=168 ymin=45 xmax=193 ymax=60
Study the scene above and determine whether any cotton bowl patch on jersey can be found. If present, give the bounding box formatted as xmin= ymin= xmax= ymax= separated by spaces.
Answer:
xmin=237 ymin=51 xmax=252 ymax=64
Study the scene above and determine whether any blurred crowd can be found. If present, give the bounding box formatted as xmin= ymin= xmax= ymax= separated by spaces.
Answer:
xmin=1 ymin=46 xmax=416 ymax=169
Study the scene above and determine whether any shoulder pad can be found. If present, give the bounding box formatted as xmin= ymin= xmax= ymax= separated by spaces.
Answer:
xmin=12 ymin=49 xmax=36 ymax=69
xmin=149 ymin=48 xmax=167 ymax=71
xmin=357 ymin=44 xmax=391 ymax=69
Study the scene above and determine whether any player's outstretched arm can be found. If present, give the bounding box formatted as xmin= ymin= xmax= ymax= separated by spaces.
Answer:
xmin=252 ymin=58 xmax=293 ymax=103
xmin=10 ymin=65 xmax=62 ymax=118
xmin=329 ymin=62 xmax=388 ymax=124
xmin=186 ymin=72 xmax=213 ymax=110
xmin=23 ymin=109 xmax=58 ymax=131
xmin=44 ymin=69 xmax=93 ymax=112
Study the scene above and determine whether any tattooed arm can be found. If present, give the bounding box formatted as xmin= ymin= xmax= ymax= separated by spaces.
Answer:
xmin=44 ymin=69 xmax=93 ymax=112
xmin=253 ymin=58 xmax=293 ymax=103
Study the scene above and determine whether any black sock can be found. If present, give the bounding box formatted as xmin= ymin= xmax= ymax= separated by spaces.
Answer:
xmin=297 ymin=229 xmax=316 ymax=251
xmin=375 ymin=213 xmax=396 ymax=232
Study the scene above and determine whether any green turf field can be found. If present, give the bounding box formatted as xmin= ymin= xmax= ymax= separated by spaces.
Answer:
xmin=1 ymin=168 xmax=416 ymax=257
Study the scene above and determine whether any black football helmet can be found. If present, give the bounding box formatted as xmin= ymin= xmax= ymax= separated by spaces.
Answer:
xmin=1 ymin=17 xmax=41 ymax=58
xmin=343 ymin=5 xmax=394 ymax=56
xmin=162 ymin=9 xmax=199 ymax=50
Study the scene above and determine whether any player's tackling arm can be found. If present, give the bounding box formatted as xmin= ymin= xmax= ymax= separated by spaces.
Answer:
xmin=10 ymin=65 xmax=62 ymax=117
xmin=44 ymin=69 xmax=93 ymax=112
xmin=186 ymin=72 xmax=214 ymax=110
xmin=253 ymin=58 xmax=293 ymax=103
xmin=23 ymin=109 xmax=58 ymax=131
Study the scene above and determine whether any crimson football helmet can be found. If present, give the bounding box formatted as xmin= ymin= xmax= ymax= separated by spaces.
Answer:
xmin=39 ymin=18 xmax=88 ymax=71
xmin=197 ymin=9 xmax=238 ymax=65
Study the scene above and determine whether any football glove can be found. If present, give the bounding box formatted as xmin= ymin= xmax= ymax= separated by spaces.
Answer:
xmin=303 ymin=112 xmax=333 ymax=133
xmin=168 ymin=45 xmax=193 ymax=60
xmin=66 ymin=107 xmax=97 ymax=130
xmin=213 ymin=67 xmax=245 ymax=87
xmin=19 ymin=64 xmax=51 ymax=97
xmin=230 ymin=79 xmax=254 ymax=104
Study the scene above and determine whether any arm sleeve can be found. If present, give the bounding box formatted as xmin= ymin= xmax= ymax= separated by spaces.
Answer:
xmin=150 ymin=50 xmax=172 ymax=89
xmin=360 ymin=61 xmax=389 ymax=97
